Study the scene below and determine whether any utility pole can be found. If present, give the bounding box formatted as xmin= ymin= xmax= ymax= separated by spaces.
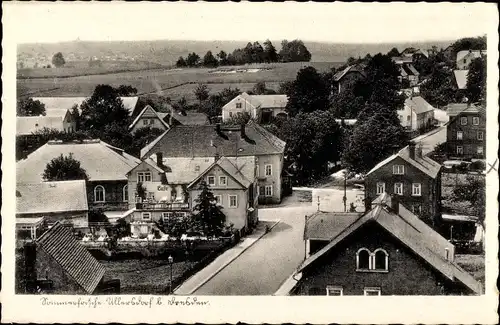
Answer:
xmin=343 ymin=171 xmax=347 ymax=212
xmin=317 ymin=196 xmax=320 ymax=212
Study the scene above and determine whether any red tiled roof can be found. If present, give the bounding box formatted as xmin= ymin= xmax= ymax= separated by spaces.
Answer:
xmin=36 ymin=222 xmax=105 ymax=293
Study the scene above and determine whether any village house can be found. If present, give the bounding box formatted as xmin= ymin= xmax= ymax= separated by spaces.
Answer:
xmin=397 ymin=96 xmax=435 ymax=132
xmin=456 ymin=50 xmax=486 ymax=70
xmin=400 ymin=47 xmax=429 ymax=60
xmin=128 ymin=105 xmax=170 ymax=134
xmin=365 ymin=143 xmax=442 ymax=226
xmin=140 ymin=121 xmax=287 ymax=204
xmin=283 ymin=194 xmax=481 ymax=296
xmin=222 ymin=92 xmax=288 ymax=124
xmin=31 ymin=96 xmax=140 ymax=117
xmin=446 ymin=103 xmax=486 ymax=159
xmin=21 ymin=222 xmax=119 ymax=294
xmin=332 ymin=64 xmax=366 ymax=94
xmin=16 ymin=139 xmax=140 ymax=214
xmin=16 ymin=180 xmax=89 ymax=236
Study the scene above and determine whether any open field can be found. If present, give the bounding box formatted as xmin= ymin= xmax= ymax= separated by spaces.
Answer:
xmin=17 ymin=62 xmax=341 ymax=99
xmin=454 ymin=254 xmax=485 ymax=289
xmin=17 ymin=60 xmax=167 ymax=79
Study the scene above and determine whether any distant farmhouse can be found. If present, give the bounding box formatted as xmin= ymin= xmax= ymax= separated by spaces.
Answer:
xmin=332 ymin=64 xmax=366 ymax=94
xmin=446 ymin=103 xmax=486 ymax=159
xmin=222 ymin=93 xmax=288 ymax=124
xmin=456 ymin=50 xmax=486 ymax=70
xmin=397 ymin=96 xmax=435 ymax=132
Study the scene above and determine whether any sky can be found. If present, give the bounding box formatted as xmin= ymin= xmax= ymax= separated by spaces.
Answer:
xmin=3 ymin=2 xmax=495 ymax=44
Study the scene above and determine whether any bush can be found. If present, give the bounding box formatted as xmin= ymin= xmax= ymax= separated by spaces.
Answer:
xmin=469 ymin=160 xmax=486 ymax=171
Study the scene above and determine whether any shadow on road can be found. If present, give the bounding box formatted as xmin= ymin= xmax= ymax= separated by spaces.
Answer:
xmin=261 ymin=222 xmax=293 ymax=239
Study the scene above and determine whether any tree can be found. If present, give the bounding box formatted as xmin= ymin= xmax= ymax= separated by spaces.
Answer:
xmin=285 ymin=66 xmax=330 ymax=116
xmin=186 ymin=52 xmax=200 ymax=67
xmin=252 ymin=81 xmax=267 ymax=95
xmin=466 ymin=57 xmax=486 ymax=104
xmin=203 ymin=51 xmax=218 ymax=67
xmin=217 ymin=51 xmax=228 ymax=65
xmin=200 ymin=87 xmax=241 ymax=118
xmin=116 ymin=85 xmax=138 ymax=96
xmin=278 ymin=39 xmax=312 ymax=62
xmin=52 ymin=52 xmax=66 ymax=68
xmin=450 ymin=36 xmax=486 ymax=54
xmin=42 ymin=153 xmax=89 ymax=181
xmin=278 ymin=81 xmax=294 ymax=95
xmin=452 ymin=175 xmax=485 ymax=227
xmin=194 ymin=84 xmax=210 ymax=106
xmin=252 ymin=41 xmax=265 ymax=63
xmin=192 ymin=181 xmax=226 ymax=237
xmin=263 ymin=39 xmax=278 ymax=63
xmin=387 ymin=47 xmax=400 ymax=57
xmin=176 ymin=56 xmax=187 ymax=67
xmin=341 ymin=107 xmax=408 ymax=173
xmin=420 ymin=65 xmax=459 ymax=107
xmin=127 ymin=127 xmax=165 ymax=157
xmin=223 ymin=111 xmax=252 ymax=126
xmin=17 ymin=98 xmax=46 ymax=116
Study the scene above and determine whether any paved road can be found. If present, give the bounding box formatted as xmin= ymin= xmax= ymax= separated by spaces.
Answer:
xmin=192 ymin=188 xmax=362 ymax=295
xmin=412 ymin=126 xmax=447 ymax=156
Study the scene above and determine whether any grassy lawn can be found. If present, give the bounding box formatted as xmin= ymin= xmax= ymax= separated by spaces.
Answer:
xmin=454 ymin=254 xmax=485 ymax=288
xmin=17 ymin=61 xmax=340 ymax=98
xmin=101 ymin=259 xmax=196 ymax=294
xmin=441 ymin=173 xmax=484 ymax=216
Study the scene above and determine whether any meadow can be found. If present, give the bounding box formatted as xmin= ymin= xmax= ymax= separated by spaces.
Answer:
xmin=17 ymin=61 xmax=341 ymax=102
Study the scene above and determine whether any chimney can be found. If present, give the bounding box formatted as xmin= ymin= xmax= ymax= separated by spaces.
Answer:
xmin=416 ymin=144 xmax=423 ymax=158
xmin=408 ymin=142 xmax=416 ymax=160
xmin=240 ymin=123 xmax=246 ymax=139
xmin=24 ymin=242 xmax=37 ymax=293
xmin=156 ymin=152 xmax=163 ymax=167
xmin=390 ymin=194 xmax=399 ymax=214
xmin=214 ymin=152 xmax=220 ymax=162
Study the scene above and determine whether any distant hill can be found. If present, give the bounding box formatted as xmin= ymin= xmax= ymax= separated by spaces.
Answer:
xmin=18 ymin=39 xmax=454 ymax=66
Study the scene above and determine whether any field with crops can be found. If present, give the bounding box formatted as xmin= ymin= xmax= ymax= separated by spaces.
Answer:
xmin=17 ymin=61 xmax=342 ymax=100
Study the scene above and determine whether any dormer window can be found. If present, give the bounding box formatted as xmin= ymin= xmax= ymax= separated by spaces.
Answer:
xmin=357 ymin=248 xmax=389 ymax=272
xmin=207 ymin=175 xmax=216 ymax=186
xmin=236 ymin=103 xmax=242 ymax=109
xmin=393 ymin=165 xmax=404 ymax=175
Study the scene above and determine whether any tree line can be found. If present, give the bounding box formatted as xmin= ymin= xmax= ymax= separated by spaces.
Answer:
xmin=176 ymin=39 xmax=311 ymax=68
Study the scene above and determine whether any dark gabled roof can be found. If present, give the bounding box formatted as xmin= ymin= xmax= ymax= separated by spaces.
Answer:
xmin=296 ymin=201 xmax=481 ymax=294
xmin=140 ymin=120 xmax=286 ymax=159
xmin=446 ymin=103 xmax=486 ymax=117
xmin=36 ymin=222 xmax=106 ymax=293
xmin=366 ymin=145 xmax=442 ymax=179
xmin=333 ymin=65 xmax=366 ymax=82
xmin=304 ymin=211 xmax=362 ymax=240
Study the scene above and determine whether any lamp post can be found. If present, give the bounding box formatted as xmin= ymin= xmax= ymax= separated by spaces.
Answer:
xmin=168 ymin=255 xmax=174 ymax=294
xmin=343 ymin=171 xmax=347 ymax=212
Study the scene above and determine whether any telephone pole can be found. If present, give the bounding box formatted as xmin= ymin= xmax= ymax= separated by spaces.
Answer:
xmin=343 ymin=171 xmax=347 ymax=212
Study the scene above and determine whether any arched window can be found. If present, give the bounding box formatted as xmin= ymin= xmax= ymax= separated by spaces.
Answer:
xmin=356 ymin=248 xmax=371 ymax=270
xmin=373 ymin=249 xmax=389 ymax=271
xmin=94 ymin=185 xmax=105 ymax=202
xmin=123 ymin=185 xmax=129 ymax=202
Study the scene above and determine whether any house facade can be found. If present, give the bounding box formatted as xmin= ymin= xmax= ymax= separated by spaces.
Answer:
xmin=446 ymin=103 xmax=486 ymax=159
xmin=332 ymin=65 xmax=366 ymax=94
xmin=456 ymin=50 xmax=486 ymax=70
xmin=365 ymin=143 xmax=442 ymax=225
xmin=397 ymin=96 xmax=435 ymax=131
xmin=285 ymin=197 xmax=481 ymax=296
xmin=16 ymin=140 xmax=140 ymax=213
xmin=140 ymin=121 xmax=286 ymax=204
xmin=222 ymin=93 xmax=288 ymax=123
xmin=128 ymin=105 xmax=170 ymax=134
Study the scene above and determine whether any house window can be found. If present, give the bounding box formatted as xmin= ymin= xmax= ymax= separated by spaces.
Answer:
xmin=219 ymin=176 xmax=227 ymax=186
xmin=412 ymin=204 xmax=422 ymax=215
xmin=376 ymin=182 xmax=385 ymax=195
xmin=195 ymin=165 xmax=200 ymax=172
xmin=207 ymin=175 xmax=216 ymax=186
xmin=412 ymin=183 xmax=421 ymax=196
xmin=123 ymin=185 xmax=129 ymax=202
xmin=356 ymin=248 xmax=371 ymax=270
xmin=477 ymin=146 xmax=484 ymax=155
xmin=143 ymin=119 xmax=149 ymax=126
xmin=265 ymin=164 xmax=272 ymax=176
xmin=229 ymin=195 xmax=238 ymax=208
xmin=326 ymin=286 xmax=343 ymax=296
xmin=171 ymin=189 xmax=177 ymax=201
xmin=142 ymin=212 xmax=151 ymax=221
xmin=373 ymin=249 xmax=389 ymax=271
xmin=460 ymin=117 xmax=467 ymax=125
xmin=477 ymin=131 xmax=484 ymax=140
xmin=456 ymin=146 xmax=464 ymax=155
xmin=393 ymin=165 xmax=404 ymax=175
xmin=456 ymin=131 xmax=463 ymax=140
xmin=162 ymin=212 xmax=173 ymax=221
xmin=236 ymin=103 xmax=242 ymax=109
xmin=406 ymin=115 xmax=411 ymax=122
xmin=258 ymin=186 xmax=265 ymax=196
xmin=473 ymin=117 xmax=480 ymax=125
xmin=265 ymin=185 xmax=273 ymax=197
xmin=364 ymin=287 xmax=381 ymax=296
xmin=150 ymin=119 xmax=155 ymax=124
xmin=137 ymin=172 xmax=152 ymax=182
xmin=214 ymin=195 xmax=222 ymax=205
xmin=394 ymin=183 xmax=403 ymax=195
xmin=94 ymin=185 xmax=105 ymax=202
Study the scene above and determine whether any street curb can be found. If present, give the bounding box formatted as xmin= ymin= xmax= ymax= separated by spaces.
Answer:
xmin=177 ymin=219 xmax=280 ymax=295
